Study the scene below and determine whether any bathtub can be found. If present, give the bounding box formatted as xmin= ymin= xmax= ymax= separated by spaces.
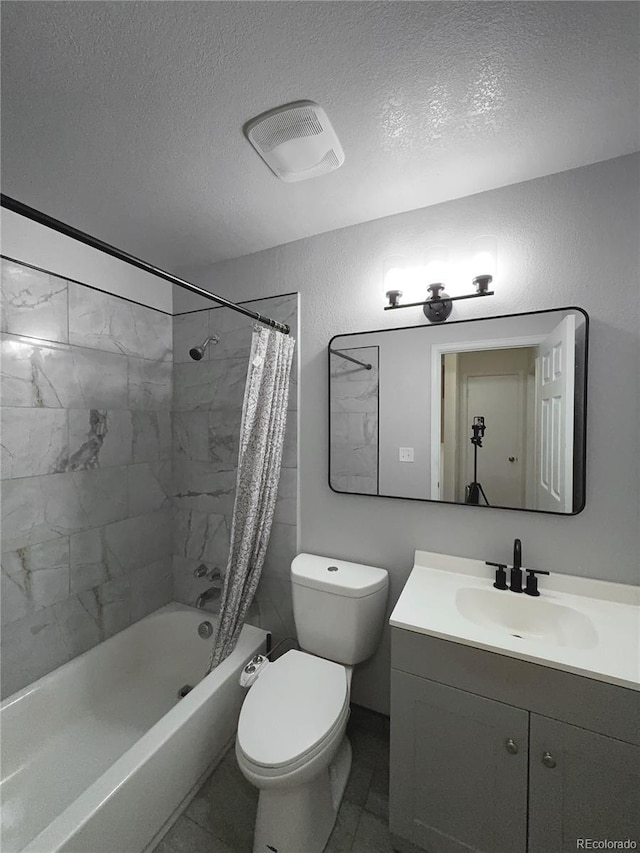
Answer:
xmin=0 ymin=603 xmax=267 ymax=853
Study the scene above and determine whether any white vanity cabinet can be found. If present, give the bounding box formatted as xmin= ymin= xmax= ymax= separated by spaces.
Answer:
xmin=389 ymin=628 xmax=640 ymax=853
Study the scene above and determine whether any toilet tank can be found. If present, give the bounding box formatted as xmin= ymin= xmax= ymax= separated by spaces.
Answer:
xmin=291 ymin=554 xmax=389 ymax=665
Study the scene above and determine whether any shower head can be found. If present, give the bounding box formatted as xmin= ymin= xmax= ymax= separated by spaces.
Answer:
xmin=189 ymin=335 xmax=219 ymax=361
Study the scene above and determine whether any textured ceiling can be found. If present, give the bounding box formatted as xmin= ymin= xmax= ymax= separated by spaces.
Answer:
xmin=2 ymin=1 xmax=639 ymax=272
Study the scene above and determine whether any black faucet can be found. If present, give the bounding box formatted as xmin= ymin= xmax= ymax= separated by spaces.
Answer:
xmin=487 ymin=538 xmax=550 ymax=595
xmin=510 ymin=538 xmax=523 ymax=593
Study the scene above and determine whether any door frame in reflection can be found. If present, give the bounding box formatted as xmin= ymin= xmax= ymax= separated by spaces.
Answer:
xmin=430 ymin=334 xmax=544 ymax=502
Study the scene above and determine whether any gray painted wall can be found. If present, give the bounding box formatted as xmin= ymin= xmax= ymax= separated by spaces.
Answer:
xmin=1 ymin=259 xmax=173 ymax=698
xmin=176 ymin=154 xmax=640 ymax=714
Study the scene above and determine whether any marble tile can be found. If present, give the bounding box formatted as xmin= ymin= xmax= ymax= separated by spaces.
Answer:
xmin=326 ymin=798 xmax=362 ymax=853
xmin=345 ymin=756 xmax=376 ymax=811
xmin=104 ymin=509 xmax=172 ymax=574
xmin=132 ymin=411 xmax=172 ymax=462
xmin=71 ymin=467 xmax=129 ymax=527
xmin=69 ymin=282 xmax=172 ymax=361
xmin=1 ymin=334 xmax=129 ymax=409
xmin=173 ymin=508 xmax=230 ymax=564
xmin=1 ymin=537 xmax=70 ymax=625
xmin=172 ymin=411 xmax=211 ymax=462
xmin=351 ymin=809 xmax=395 ymax=853
xmin=128 ymin=461 xmax=172 ymax=516
xmin=330 ymin=346 xmax=378 ymax=382
xmin=67 ymin=409 xmax=133 ymax=470
xmin=273 ymin=467 xmax=297 ymax=525
xmin=172 ymin=555 xmax=218 ymax=609
xmin=331 ymin=378 xmax=380 ymax=414
xmin=1 ymin=473 xmax=87 ymax=551
xmin=0 ymin=591 xmax=121 ymax=697
xmin=348 ymin=725 xmax=390 ymax=771
xmin=0 ymin=603 xmax=71 ymax=699
xmin=1 ymin=259 xmax=68 ymax=343
xmin=129 ymin=357 xmax=172 ymax=411
xmin=185 ymin=749 xmax=257 ymax=852
xmin=364 ymin=767 xmax=390 ymax=821
xmin=172 ymin=311 xmax=210 ymax=365
xmin=331 ymin=412 xmax=379 ymax=454
xmin=173 ymin=357 xmax=248 ymax=412
xmin=130 ymin=557 xmax=173 ymax=621
xmin=0 ymin=407 xmax=68 ymax=478
xmin=207 ymin=409 xmax=241 ymax=470
xmin=173 ymin=461 xmax=237 ymax=515
xmin=349 ymin=705 xmax=389 ymax=740
xmin=331 ymin=473 xmax=378 ymax=495
xmin=155 ymin=814 xmax=234 ymax=853
xmin=69 ymin=527 xmax=127 ymax=594
xmin=77 ymin=576 xmax=131 ymax=642
xmin=55 ymin=593 xmax=105 ymax=658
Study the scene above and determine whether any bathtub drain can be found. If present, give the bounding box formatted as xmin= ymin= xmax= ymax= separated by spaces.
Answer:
xmin=198 ymin=621 xmax=214 ymax=639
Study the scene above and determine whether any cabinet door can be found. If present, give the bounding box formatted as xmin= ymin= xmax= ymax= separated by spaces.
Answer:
xmin=529 ymin=714 xmax=640 ymax=852
xmin=390 ymin=670 xmax=529 ymax=853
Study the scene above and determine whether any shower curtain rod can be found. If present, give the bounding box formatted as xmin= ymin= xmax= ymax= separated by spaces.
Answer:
xmin=329 ymin=348 xmax=372 ymax=370
xmin=0 ymin=195 xmax=290 ymax=335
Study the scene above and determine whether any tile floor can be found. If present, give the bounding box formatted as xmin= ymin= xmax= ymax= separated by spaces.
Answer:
xmin=153 ymin=703 xmax=396 ymax=853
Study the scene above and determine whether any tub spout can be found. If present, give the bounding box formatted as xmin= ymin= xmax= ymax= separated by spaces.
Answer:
xmin=196 ymin=586 xmax=221 ymax=609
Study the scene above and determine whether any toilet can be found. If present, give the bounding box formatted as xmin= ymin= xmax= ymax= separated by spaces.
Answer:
xmin=236 ymin=553 xmax=389 ymax=853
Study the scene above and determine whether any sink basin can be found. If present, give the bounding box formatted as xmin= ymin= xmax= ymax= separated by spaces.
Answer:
xmin=455 ymin=587 xmax=599 ymax=649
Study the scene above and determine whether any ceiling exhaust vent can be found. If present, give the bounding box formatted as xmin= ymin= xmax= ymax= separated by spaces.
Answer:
xmin=244 ymin=101 xmax=345 ymax=183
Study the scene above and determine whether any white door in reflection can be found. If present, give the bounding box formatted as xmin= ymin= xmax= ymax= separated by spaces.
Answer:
xmin=535 ymin=314 xmax=576 ymax=513
xmin=444 ymin=347 xmax=535 ymax=509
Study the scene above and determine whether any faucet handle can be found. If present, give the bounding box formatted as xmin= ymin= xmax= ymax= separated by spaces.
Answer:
xmin=486 ymin=561 xmax=508 ymax=591
xmin=207 ymin=566 xmax=222 ymax=585
xmin=524 ymin=568 xmax=550 ymax=597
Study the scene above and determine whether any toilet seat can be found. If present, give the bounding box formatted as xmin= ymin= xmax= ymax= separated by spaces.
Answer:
xmin=237 ymin=650 xmax=349 ymax=770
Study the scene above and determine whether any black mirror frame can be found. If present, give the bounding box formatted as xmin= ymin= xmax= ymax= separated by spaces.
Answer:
xmin=328 ymin=306 xmax=589 ymax=516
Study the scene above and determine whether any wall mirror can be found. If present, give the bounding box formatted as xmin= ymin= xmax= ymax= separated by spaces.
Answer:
xmin=328 ymin=308 xmax=588 ymax=515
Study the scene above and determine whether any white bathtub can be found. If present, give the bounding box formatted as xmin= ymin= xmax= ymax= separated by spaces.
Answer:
xmin=0 ymin=603 xmax=267 ymax=853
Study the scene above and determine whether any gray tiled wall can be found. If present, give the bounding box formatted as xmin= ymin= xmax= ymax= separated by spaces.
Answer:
xmin=0 ymin=259 xmax=173 ymax=698
xmin=330 ymin=346 xmax=379 ymax=495
xmin=171 ymin=294 xmax=298 ymax=645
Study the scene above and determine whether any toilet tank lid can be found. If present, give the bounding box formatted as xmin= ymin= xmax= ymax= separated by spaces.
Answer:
xmin=291 ymin=553 xmax=388 ymax=598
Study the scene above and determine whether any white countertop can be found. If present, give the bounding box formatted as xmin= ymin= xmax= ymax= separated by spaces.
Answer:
xmin=389 ymin=550 xmax=640 ymax=691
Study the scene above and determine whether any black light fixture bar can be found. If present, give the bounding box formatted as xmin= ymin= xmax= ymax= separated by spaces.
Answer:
xmin=329 ymin=348 xmax=372 ymax=370
xmin=384 ymin=290 xmax=494 ymax=311
xmin=0 ymin=195 xmax=291 ymax=335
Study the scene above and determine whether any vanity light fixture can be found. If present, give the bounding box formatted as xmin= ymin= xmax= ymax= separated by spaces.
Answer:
xmin=383 ymin=237 xmax=497 ymax=323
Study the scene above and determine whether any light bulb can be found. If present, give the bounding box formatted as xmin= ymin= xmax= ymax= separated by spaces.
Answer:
xmin=470 ymin=236 xmax=497 ymax=290
xmin=424 ymin=246 xmax=449 ymax=287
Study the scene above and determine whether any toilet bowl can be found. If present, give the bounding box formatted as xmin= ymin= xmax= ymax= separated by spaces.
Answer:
xmin=236 ymin=554 xmax=389 ymax=853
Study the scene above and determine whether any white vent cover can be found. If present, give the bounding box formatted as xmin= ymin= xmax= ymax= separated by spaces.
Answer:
xmin=244 ymin=100 xmax=345 ymax=183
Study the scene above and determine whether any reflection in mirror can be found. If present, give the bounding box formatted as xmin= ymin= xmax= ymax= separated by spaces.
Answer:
xmin=328 ymin=308 xmax=587 ymax=515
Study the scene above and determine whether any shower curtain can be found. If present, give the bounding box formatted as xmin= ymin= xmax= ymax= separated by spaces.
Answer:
xmin=207 ymin=326 xmax=295 ymax=672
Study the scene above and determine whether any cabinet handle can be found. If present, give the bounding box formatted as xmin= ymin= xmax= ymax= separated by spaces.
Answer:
xmin=542 ymin=751 xmax=557 ymax=768
xmin=505 ymin=738 xmax=519 ymax=755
